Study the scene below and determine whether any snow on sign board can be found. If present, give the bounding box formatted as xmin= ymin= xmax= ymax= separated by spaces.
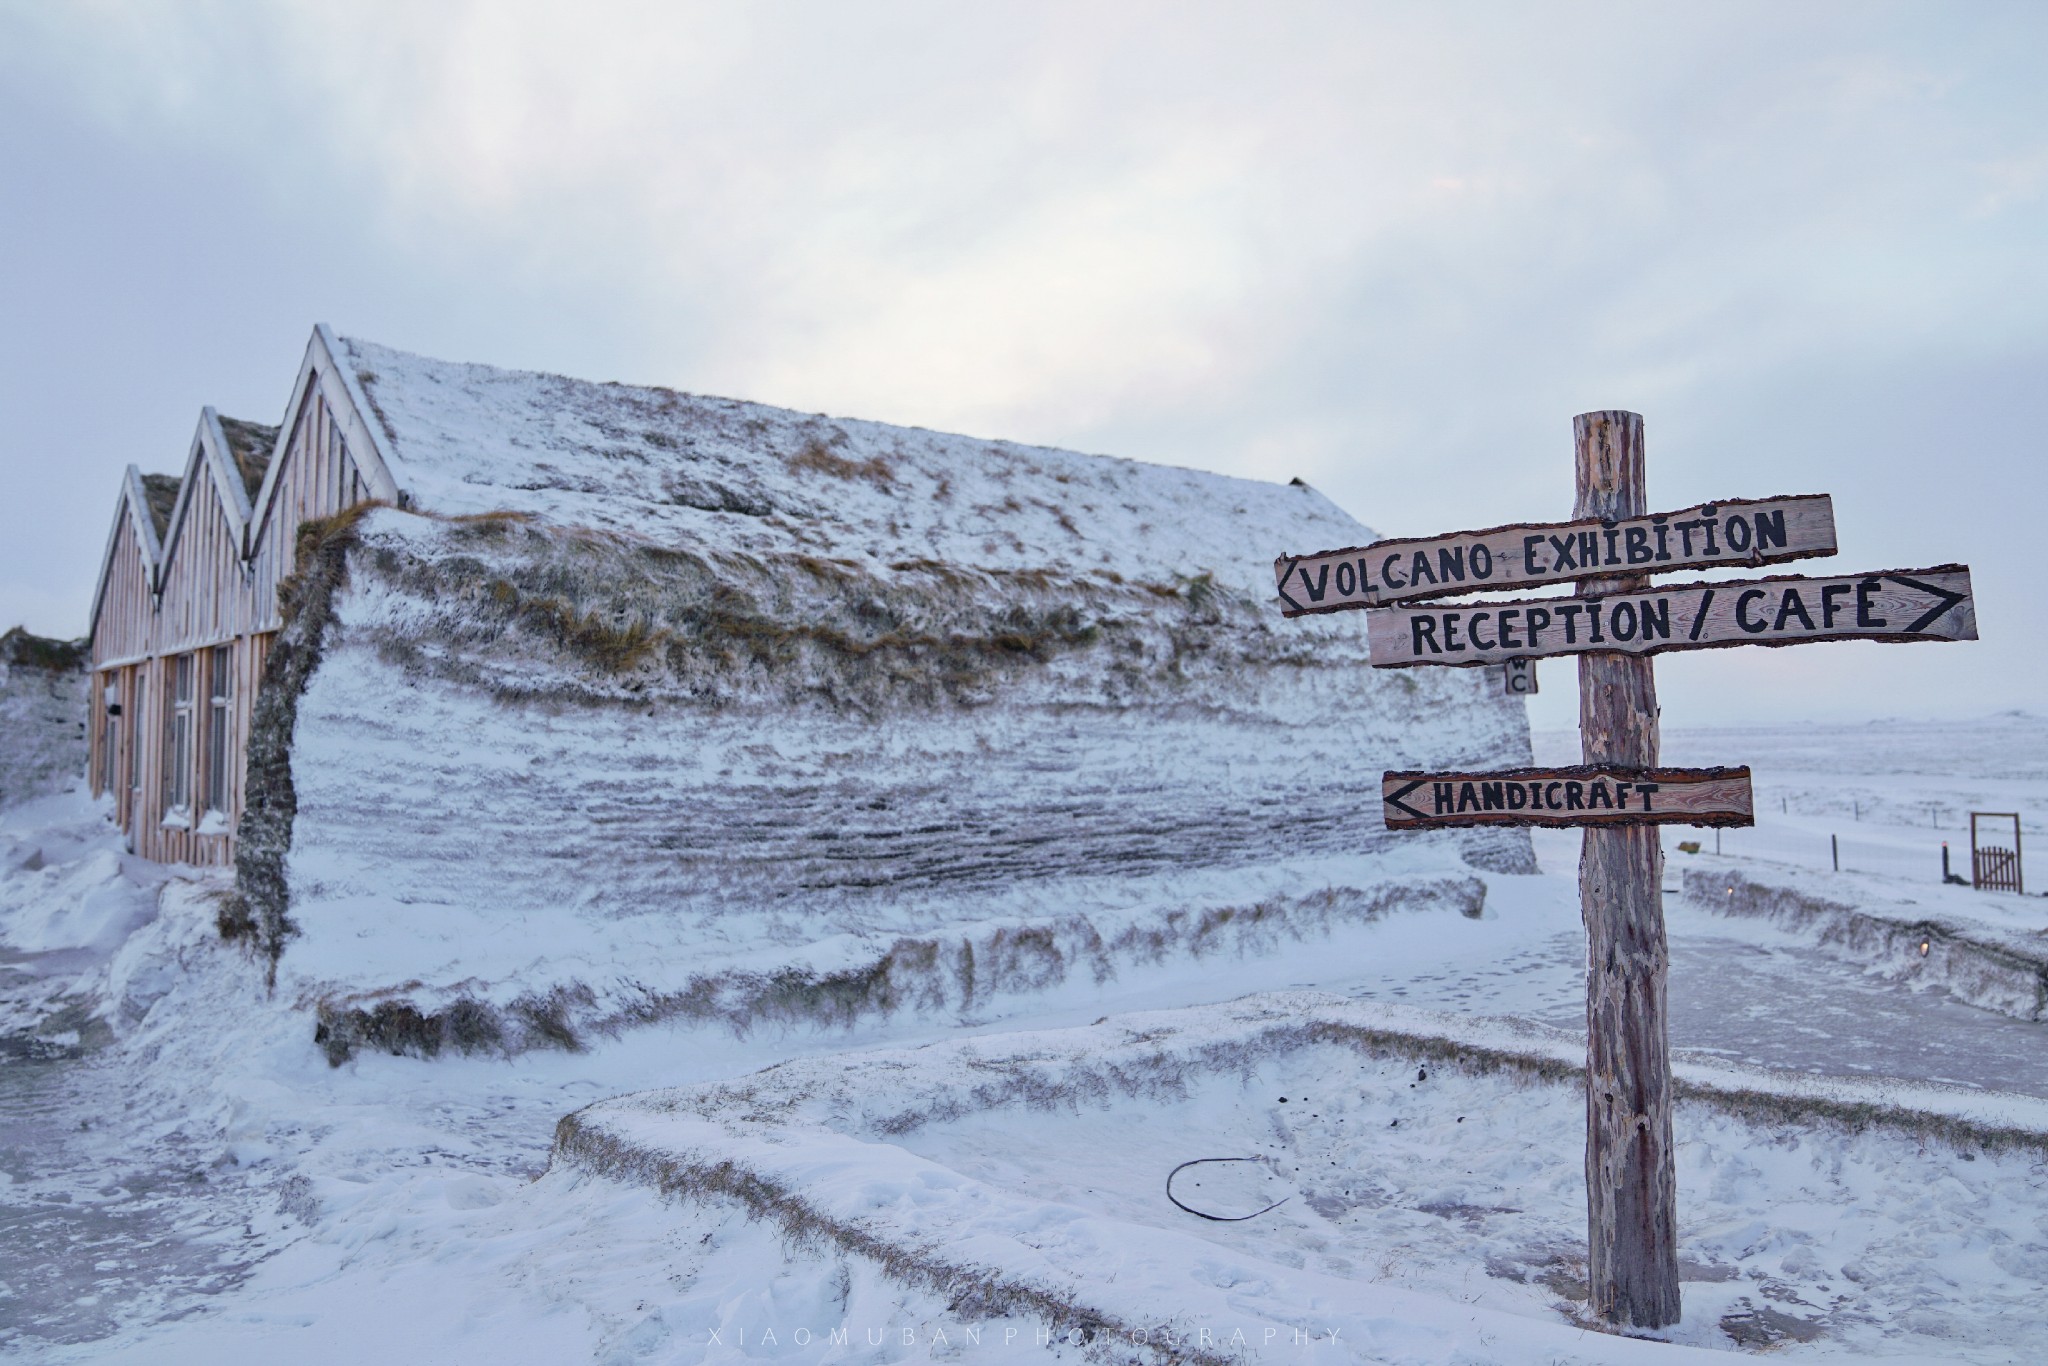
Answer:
xmin=1274 ymin=493 xmax=1835 ymax=614
xmin=1380 ymin=764 xmax=1754 ymax=830
xmin=1366 ymin=564 xmax=1976 ymax=669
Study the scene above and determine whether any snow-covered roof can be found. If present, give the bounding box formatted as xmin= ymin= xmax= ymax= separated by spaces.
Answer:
xmin=332 ymin=334 xmax=1371 ymax=596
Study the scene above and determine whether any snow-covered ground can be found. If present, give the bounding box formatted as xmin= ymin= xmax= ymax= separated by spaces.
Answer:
xmin=3 ymin=714 xmax=2046 ymax=1362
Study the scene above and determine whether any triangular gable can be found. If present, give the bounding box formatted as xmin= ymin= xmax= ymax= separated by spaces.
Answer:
xmin=245 ymin=324 xmax=405 ymax=554
xmin=160 ymin=407 xmax=260 ymax=574
xmin=88 ymin=466 xmax=167 ymax=641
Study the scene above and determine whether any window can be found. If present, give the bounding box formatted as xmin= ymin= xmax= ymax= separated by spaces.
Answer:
xmin=163 ymin=653 xmax=195 ymax=818
xmin=205 ymin=645 xmax=234 ymax=817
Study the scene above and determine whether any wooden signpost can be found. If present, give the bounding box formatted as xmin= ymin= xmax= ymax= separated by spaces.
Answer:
xmin=1276 ymin=493 xmax=1836 ymax=615
xmin=1366 ymin=566 xmax=1974 ymax=668
xmin=1382 ymin=765 xmax=1753 ymax=830
xmin=1275 ymin=411 xmax=1977 ymax=1330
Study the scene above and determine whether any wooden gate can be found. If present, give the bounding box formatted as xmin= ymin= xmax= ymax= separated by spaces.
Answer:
xmin=1970 ymin=812 xmax=2024 ymax=893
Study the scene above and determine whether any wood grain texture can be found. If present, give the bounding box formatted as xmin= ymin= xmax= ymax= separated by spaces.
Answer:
xmin=1275 ymin=493 xmax=1834 ymax=615
xmin=1364 ymin=565 xmax=1975 ymax=668
xmin=1575 ymin=410 xmax=1681 ymax=1329
xmin=1379 ymin=765 xmax=1752 ymax=830
xmin=86 ymin=380 xmax=372 ymax=865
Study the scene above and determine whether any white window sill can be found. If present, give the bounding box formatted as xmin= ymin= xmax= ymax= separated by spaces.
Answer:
xmin=159 ymin=810 xmax=192 ymax=831
xmin=197 ymin=812 xmax=232 ymax=836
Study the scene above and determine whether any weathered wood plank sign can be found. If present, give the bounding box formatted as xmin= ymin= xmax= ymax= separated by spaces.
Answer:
xmin=1275 ymin=493 xmax=1834 ymax=615
xmin=1366 ymin=565 xmax=1974 ymax=668
xmin=1503 ymin=657 xmax=1537 ymax=695
xmin=1272 ymin=409 xmax=1977 ymax=1331
xmin=1381 ymin=765 xmax=1753 ymax=830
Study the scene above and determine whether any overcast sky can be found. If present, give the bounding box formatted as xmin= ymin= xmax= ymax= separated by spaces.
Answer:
xmin=3 ymin=2 xmax=2042 ymax=729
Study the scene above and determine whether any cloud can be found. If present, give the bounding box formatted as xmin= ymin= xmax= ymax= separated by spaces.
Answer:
xmin=2 ymin=1 xmax=2045 ymax=718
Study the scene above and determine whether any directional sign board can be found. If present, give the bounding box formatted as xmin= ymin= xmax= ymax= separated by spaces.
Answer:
xmin=1366 ymin=565 xmax=1974 ymax=669
xmin=1276 ymin=494 xmax=1834 ymax=616
xmin=1381 ymin=765 xmax=1754 ymax=830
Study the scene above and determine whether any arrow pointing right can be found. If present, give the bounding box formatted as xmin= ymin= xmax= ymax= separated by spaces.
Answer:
xmin=1891 ymin=573 xmax=1970 ymax=634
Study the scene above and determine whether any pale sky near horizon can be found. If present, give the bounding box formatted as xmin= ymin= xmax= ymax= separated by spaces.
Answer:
xmin=2 ymin=2 xmax=2043 ymax=731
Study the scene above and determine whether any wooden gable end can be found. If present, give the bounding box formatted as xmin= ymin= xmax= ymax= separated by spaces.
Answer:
xmin=156 ymin=412 xmax=262 ymax=656
xmin=246 ymin=326 xmax=402 ymax=633
xmin=89 ymin=474 xmax=161 ymax=669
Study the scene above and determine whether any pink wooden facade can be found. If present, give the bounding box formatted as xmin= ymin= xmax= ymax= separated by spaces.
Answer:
xmin=86 ymin=327 xmax=400 ymax=865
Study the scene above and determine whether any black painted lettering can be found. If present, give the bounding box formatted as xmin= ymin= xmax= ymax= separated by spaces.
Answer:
xmin=1578 ymin=530 xmax=1599 ymax=568
xmin=1545 ymin=782 xmax=1563 ymax=810
xmin=1639 ymin=598 xmax=1670 ymax=641
xmin=1334 ymin=561 xmax=1357 ymax=597
xmin=1634 ymin=782 xmax=1659 ymax=811
xmin=1469 ymin=544 xmax=1493 ymax=579
xmin=1725 ymin=515 xmax=1753 ymax=553
xmin=1468 ymin=611 xmax=1495 ymax=651
xmin=1410 ymin=616 xmax=1440 ymax=654
xmin=1524 ymin=606 xmax=1551 ymax=647
xmin=1689 ymin=588 xmax=1715 ymax=640
xmin=1587 ymin=604 xmax=1606 ymax=644
xmin=1558 ymin=603 xmax=1584 ymax=643
xmin=1625 ymin=526 xmax=1653 ymax=564
xmin=1856 ymin=579 xmax=1888 ymax=628
xmin=1382 ymin=554 xmax=1406 ymax=589
xmin=1614 ymin=781 xmax=1634 ymax=808
xmin=1300 ymin=564 xmax=1330 ymax=602
xmin=1442 ymin=613 xmax=1465 ymax=651
xmin=1410 ymin=551 xmax=1438 ymax=585
xmin=1753 ymin=509 xmax=1787 ymax=552
xmin=1432 ymin=782 xmax=1455 ymax=814
xmin=1611 ymin=601 xmax=1638 ymax=642
xmin=1700 ymin=518 xmax=1721 ymax=555
xmin=1675 ymin=520 xmax=1701 ymax=556
xmin=1498 ymin=609 xmax=1522 ymax=650
xmin=1506 ymin=783 xmax=1528 ymax=810
xmin=1549 ymin=535 xmax=1577 ymax=570
xmin=1456 ymin=782 xmax=1480 ymax=813
xmin=1604 ymin=527 xmax=1621 ymax=565
xmin=1565 ymin=781 xmax=1585 ymax=811
xmin=1481 ymin=781 xmax=1504 ymax=811
xmin=1820 ymin=582 xmax=1850 ymax=628
xmin=1774 ymin=588 xmax=1815 ymax=632
xmin=1653 ymin=521 xmax=1671 ymax=561
xmin=1437 ymin=547 xmax=1466 ymax=583
xmin=1588 ymin=781 xmax=1614 ymax=810
xmin=1523 ymin=534 xmax=1548 ymax=574
xmin=1735 ymin=588 xmax=1768 ymax=633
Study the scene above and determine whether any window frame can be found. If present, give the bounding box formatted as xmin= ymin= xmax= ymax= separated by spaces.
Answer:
xmin=162 ymin=653 xmax=196 ymax=824
xmin=204 ymin=644 xmax=234 ymax=820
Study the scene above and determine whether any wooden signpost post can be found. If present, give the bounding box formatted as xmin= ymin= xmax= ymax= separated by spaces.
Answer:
xmin=1275 ymin=411 xmax=1977 ymax=1330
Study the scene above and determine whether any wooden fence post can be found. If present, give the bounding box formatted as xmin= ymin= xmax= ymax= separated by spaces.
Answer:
xmin=1574 ymin=410 xmax=1682 ymax=1327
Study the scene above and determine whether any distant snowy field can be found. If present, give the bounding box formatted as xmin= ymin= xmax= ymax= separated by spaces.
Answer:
xmin=3 ymin=713 xmax=2046 ymax=1362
